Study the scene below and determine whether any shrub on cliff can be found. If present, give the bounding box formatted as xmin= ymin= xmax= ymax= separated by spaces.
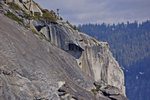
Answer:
xmin=42 ymin=9 xmax=57 ymax=22
xmin=5 ymin=12 xmax=24 ymax=24
xmin=78 ymin=28 xmax=82 ymax=32
xmin=66 ymin=21 xmax=78 ymax=31
xmin=28 ymin=9 xmax=57 ymax=22
xmin=66 ymin=21 xmax=74 ymax=28
xmin=73 ymin=25 xmax=77 ymax=30
xmin=33 ymin=12 xmax=41 ymax=19
xmin=7 ymin=2 xmax=21 ymax=10
xmin=0 ymin=2 xmax=2 ymax=6
xmin=23 ymin=11 xmax=32 ymax=19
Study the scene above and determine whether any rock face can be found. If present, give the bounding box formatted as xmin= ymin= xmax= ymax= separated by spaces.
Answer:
xmin=0 ymin=1 xmax=127 ymax=100
xmin=32 ymin=20 xmax=126 ymax=95
xmin=1 ymin=0 xmax=43 ymax=15
xmin=0 ymin=14 xmax=95 ymax=100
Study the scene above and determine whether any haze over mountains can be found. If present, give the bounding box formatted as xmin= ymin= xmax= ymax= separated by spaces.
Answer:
xmin=34 ymin=0 xmax=150 ymax=25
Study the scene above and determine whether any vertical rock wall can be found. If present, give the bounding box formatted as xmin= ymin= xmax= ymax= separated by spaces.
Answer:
xmin=32 ymin=20 xmax=126 ymax=95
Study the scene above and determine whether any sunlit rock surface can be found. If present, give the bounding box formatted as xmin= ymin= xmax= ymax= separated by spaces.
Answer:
xmin=32 ymin=20 xmax=126 ymax=96
xmin=0 ymin=1 xmax=127 ymax=99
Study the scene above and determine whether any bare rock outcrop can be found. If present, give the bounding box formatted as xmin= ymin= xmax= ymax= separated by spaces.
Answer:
xmin=32 ymin=20 xmax=126 ymax=96
xmin=0 ymin=14 xmax=95 ymax=100
xmin=1 ymin=0 xmax=43 ymax=15
xmin=0 ymin=1 xmax=127 ymax=99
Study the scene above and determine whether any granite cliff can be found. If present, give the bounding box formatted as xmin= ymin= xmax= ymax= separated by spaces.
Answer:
xmin=0 ymin=0 xmax=127 ymax=100
xmin=32 ymin=20 xmax=125 ymax=95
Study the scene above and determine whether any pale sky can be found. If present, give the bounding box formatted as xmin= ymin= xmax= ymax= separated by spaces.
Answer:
xmin=34 ymin=0 xmax=150 ymax=25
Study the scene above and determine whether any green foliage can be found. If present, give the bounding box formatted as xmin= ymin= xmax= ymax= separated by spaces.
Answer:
xmin=61 ymin=22 xmax=65 ymax=25
xmin=50 ymin=10 xmax=56 ymax=17
xmin=63 ymin=83 xmax=69 ymax=88
xmin=91 ymin=86 xmax=100 ymax=96
xmin=7 ymin=2 xmax=21 ymax=10
xmin=32 ymin=12 xmax=41 ymax=19
xmin=60 ymin=17 xmax=63 ymax=20
xmin=66 ymin=21 xmax=77 ymax=31
xmin=39 ymin=35 xmax=45 ymax=40
xmin=66 ymin=21 xmax=73 ymax=28
xmin=46 ymin=38 xmax=51 ymax=42
xmin=73 ymin=25 xmax=77 ymax=30
xmin=5 ymin=12 xmax=24 ymax=24
xmin=42 ymin=9 xmax=57 ymax=22
xmin=71 ymin=96 xmax=77 ymax=99
xmin=0 ymin=2 xmax=2 ymax=6
xmin=23 ymin=11 xmax=33 ymax=19
xmin=23 ymin=9 xmax=57 ymax=22
xmin=39 ymin=35 xmax=51 ymax=42
xmin=24 ymin=25 xmax=30 ymax=29
xmin=31 ymin=29 xmax=51 ymax=42
xmin=104 ymin=85 xmax=110 ymax=89
xmin=95 ymin=86 xmax=100 ymax=91
xmin=91 ymin=38 xmax=97 ymax=43
xmin=31 ymin=29 xmax=38 ymax=35
xmin=94 ymin=36 xmax=98 ymax=40
xmin=78 ymin=28 xmax=82 ymax=32
xmin=91 ymin=89 xmax=97 ymax=95
xmin=66 ymin=21 xmax=77 ymax=30
xmin=23 ymin=11 xmax=39 ymax=20
xmin=50 ymin=10 xmax=55 ymax=14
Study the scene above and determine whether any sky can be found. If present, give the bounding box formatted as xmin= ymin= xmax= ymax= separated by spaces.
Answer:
xmin=34 ymin=0 xmax=150 ymax=25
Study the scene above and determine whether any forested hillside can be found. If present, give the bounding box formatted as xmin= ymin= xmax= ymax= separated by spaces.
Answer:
xmin=78 ymin=21 xmax=150 ymax=100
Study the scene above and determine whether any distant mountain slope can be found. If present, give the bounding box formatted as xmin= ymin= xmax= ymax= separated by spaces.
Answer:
xmin=78 ymin=21 xmax=150 ymax=68
xmin=78 ymin=21 xmax=150 ymax=100
xmin=125 ymin=56 xmax=150 ymax=100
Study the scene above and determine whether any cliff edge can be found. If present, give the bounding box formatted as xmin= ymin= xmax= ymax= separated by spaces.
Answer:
xmin=0 ymin=1 xmax=127 ymax=100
